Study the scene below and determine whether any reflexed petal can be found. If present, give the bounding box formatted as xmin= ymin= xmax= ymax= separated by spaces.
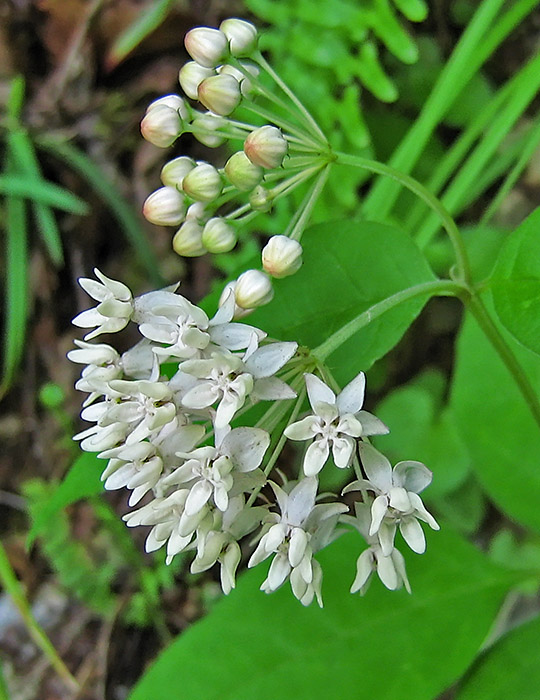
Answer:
xmin=378 ymin=520 xmax=397 ymax=557
xmin=215 ymin=393 xmax=243 ymax=429
xmin=213 ymin=483 xmax=230 ymax=512
xmin=184 ymin=480 xmax=213 ymax=516
xmin=288 ymin=527 xmax=308 ymax=568
xmin=369 ymin=495 xmax=388 ymax=536
xmin=284 ymin=415 xmax=320 ymax=441
xmin=356 ymin=410 xmax=390 ymax=436
xmin=72 ymin=308 xmax=105 ymax=328
xmin=290 ymin=566 xmax=308 ymax=601
xmin=336 ymin=414 xmax=363 ymax=438
xmin=358 ymin=442 xmax=393 ymax=492
xmin=331 ymin=436 xmax=355 ymax=468
xmin=79 ymin=277 xmax=109 ymax=302
xmin=220 ymin=542 xmax=241 ymax=594
xmin=182 ymin=383 xmax=220 ymax=409
xmin=408 ymin=492 xmax=440 ymax=530
xmin=267 ymin=553 xmax=291 ymax=590
xmin=303 ymin=439 xmax=329 ymax=476
xmin=375 ymin=551 xmax=399 ymax=590
xmin=314 ymin=400 xmax=339 ymax=424
xmin=210 ymin=323 xmax=263 ymax=350
xmin=244 ymin=342 xmax=298 ymax=378
xmin=393 ymin=460 xmax=432 ymax=493
xmin=304 ymin=373 xmax=335 ymax=410
xmin=248 ymin=536 xmax=271 ymax=567
xmin=391 ymin=548 xmax=411 ymax=593
xmin=265 ymin=523 xmax=287 ymax=551
xmin=297 ymin=550 xmax=313 ymax=584
xmin=94 ymin=269 xmax=132 ymax=300
xmin=400 ymin=516 xmax=426 ymax=554
xmin=336 ymin=372 xmax=365 ymax=415
xmin=350 ymin=549 xmax=374 ymax=594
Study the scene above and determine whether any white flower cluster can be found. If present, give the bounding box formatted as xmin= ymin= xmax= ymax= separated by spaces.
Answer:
xmin=70 ymin=269 xmax=439 ymax=606
xmin=140 ymin=17 xmax=330 ymax=318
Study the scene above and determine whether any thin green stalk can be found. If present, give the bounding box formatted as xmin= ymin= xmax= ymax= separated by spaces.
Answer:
xmin=0 ymin=660 xmax=8 ymax=700
xmin=313 ymin=279 xmax=466 ymax=361
xmin=480 ymin=117 xmax=540 ymax=225
xmin=270 ymin=164 xmax=323 ymax=199
xmin=468 ymin=295 xmax=540 ymax=429
xmin=256 ymin=52 xmax=328 ymax=147
xmin=334 ymin=153 xmax=472 ymax=284
xmin=0 ymin=542 xmax=79 ymax=690
xmin=363 ymin=0 xmax=537 ymax=221
xmin=289 ymin=165 xmax=331 ymax=241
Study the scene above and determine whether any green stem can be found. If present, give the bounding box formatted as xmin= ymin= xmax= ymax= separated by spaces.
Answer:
xmin=468 ymin=295 xmax=540 ymax=430
xmin=0 ymin=542 xmax=79 ymax=690
xmin=313 ymin=279 xmax=466 ymax=361
xmin=289 ymin=165 xmax=331 ymax=241
xmin=334 ymin=152 xmax=472 ymax=285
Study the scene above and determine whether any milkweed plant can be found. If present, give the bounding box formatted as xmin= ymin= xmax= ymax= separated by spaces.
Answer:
xmin=68 ymin=17 xmax=539 ymax=608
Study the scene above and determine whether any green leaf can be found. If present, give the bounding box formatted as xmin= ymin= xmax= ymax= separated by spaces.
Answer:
xmin=450 ymin=300 xmax=540 ymax=533
xmin=491 ymin=206 xmax=540 ymax=356
xmin=106 ymin=0 xmax=177 ymax=69
xmin=373 ymin=371 xmax=470 ymax=499
xmin=27 ymin=451 xmax=103 ymax=546
xmin=129 ymin=527 xmax=513 ymax=700
xmin=248 ymin=219 xmax=435 ymax=384
xmin=456 ymin=617 xmax=540 ymax=700
xmin=0 ymin=175 xmax=88 ymax=214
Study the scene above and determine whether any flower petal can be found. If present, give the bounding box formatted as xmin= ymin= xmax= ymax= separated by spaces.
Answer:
xmin=304 ymin=373 xmax=335 ymax=411
xmin=358 ymin=442 xmax=393 ymax=492
xmin=336 ymin=372 xmax=365 ymax=415
xmin=303 ymin=439 xmax=329 ymax=476
xmin=393 ymin=461 xmax=432 ymax=493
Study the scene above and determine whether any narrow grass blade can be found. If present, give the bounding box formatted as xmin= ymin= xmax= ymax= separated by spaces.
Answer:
xmin=106 ymin=0 xmax=177 ymax=70
xmin=8 ymin=130 xmax=64 ymax=266
xmin=363 ymin=0 xmax=538 ymax=221
xmin=0 ymin=660 xmax=9 ymax=700
xmin=6 ymin=75 xmax=24 ymax=125
xmin=1 ymin=193 xmax=28 ymax=399
xmin=0 ymin=175 xmax=88 ymax=214
xmin=37 ymin=137 xmax=164 ymax=286
xmin=0 ymin=542 xmax=79 ymax=691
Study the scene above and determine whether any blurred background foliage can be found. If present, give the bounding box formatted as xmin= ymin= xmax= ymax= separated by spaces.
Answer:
xmin=1 ymin=1 xmax=540 ymax=698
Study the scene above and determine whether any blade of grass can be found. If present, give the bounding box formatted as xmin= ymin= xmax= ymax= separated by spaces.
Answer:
xmin=0 ymin=175 xmax=88 ymax=214
xmin=362 ymin=0 xmax=539 ymax=221
xmin=6 ymin=75 xmax=24 ymax=126
xmin=36 ymin=137 xmax=164 ymax=286
xmin=8 ymin=130 xmax=64 ymax=266
xmin=415 ymin=52 xmax=540 ymax=247
xmin=1 ymin=191 xmax=28 ymax=400
xmin=0 ymin=659 xmax=8 ymax=700
xmin=480 ymin=117 xmax=540 ymax=226
xmin=105 ymin=0 xmax=178 ymax=70
xmin=0 ymin=541 xmax=79 ymax=691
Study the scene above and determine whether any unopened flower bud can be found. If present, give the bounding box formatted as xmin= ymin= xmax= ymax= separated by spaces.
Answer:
xmin=218 ymin=62 xmax=259 ymax=96
xmin=219 ymin=282 xmax=252 ymax=319
xmin=198 ymin=74 xmax=241 ymax=116
xmin=225 ymin=151 xmax=263 ymax=191
xmin=234 ymin=269 xmax=274 ymax=309
xmin=262 ymin=235 xmax=303 ymax=278
xmin=182 ymin=162 xmax=223 ymax=202
xmin=160 ymin=156 xmax=196 ymax=187
xmin=184 ymin=27 xmax=229 ymax=68
xmin=143 ymin=186 xmax=186 ymax=226
xmin=179 ymin=61 xmax=215 ymax=100
xmin=219 ymin=18 xmax=258 ymax=56
xmin=140 ymin=105 xmax=182 ymax=148
xmin=202 ymin=217 xmax=237 ymax=253
xmin=192 ymin=111 xmax=226 ymax=148
xmin=244 ymin=125 xmax=288 ymax=169
xmin=172 ymin=220 xmax=206 ymax=257
xmin=249 ymin=184 xmax=273 ymax=212
xmin=186 ymin=201 xmax=208 ymax=223
xmin=147 ymin=94 xmax=189 ymax=119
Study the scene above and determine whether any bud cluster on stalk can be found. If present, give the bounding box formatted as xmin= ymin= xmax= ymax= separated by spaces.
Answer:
xmin=140 ymin=17 xmax=334 ymax=317
xmin=69 ymin=268 xmax=439 ymax=606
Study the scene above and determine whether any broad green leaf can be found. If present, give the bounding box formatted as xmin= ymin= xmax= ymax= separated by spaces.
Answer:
xmin=491 ymin=206 xmax=540 ymax=355
xmin=248 ymin=219 xmax=435 ymax=384
xmin=129 ymin=527 xmax=513 ymax=700
xmin=450 ymin=300 xmax=540 ymax=533
xmin=457 ymin=617 xmax=540 ymax=700
xmin=0 ymin=175 xmax=88 ymax=214
xmin=27 ymin=451 xmax=103 ymax=546
xmin=373 ymin=371 xmax=470 ymax=499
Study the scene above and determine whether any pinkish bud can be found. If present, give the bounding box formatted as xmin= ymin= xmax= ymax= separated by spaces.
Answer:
xmin=197 ymin=74 xmax=241 ymax=116
xmin=244 ymin=126 xmax=288 ymax=169
xmin=184 ymin=27 xmax=229 ymax=68
xmin=262 ymin=235 xmax=303 ymax=278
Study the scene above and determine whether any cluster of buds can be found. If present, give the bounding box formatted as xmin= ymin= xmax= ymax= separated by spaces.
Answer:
xmin=70 ymin=270 xmax=439 ymax=605
xmin=140 ymin=17 xmax=332 ymax=317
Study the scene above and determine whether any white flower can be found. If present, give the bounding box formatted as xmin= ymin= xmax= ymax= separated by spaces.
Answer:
xmin=248 ymin=478 xmax=347 ymax=606
xmin=344 ymin=443 xmax=439 ymax=556
xmin=284 ymin=372 xmax=389 ymax=476
xmin=72 ymin=269 xmax=134 ymax=340
xmin=68 ymin=340 xmax=122 ymax=404
xmin=262 ymin=235 xmax=303 ymax=278
xmin=345 ymin=503 xmax=411 ymax=595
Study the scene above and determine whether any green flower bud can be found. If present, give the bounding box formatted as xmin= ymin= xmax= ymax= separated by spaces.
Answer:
xmin=224 ymin=151 xmax=263 ymax=191
xmin=249 ymin=184 xmax=273 ymax=212
xmin=143 ymin=186 xmax=186 ymax=226
xmin=262 ymin=235 xmax=303 ymax=278
xmin=234 ymin=269 xmax=273 ymax=309
xmin=192 ymin=111 xmax=227 ymax=148
xmin=182 ymin=162 xmax=223 ymax=202
xmin=219 ymin=18 xmax=258 ymax=56
xmin=179 ymin=61 xmax=215 ymax=100
xmin=184 ymin=27 xmax=229 ymax=68
xmin=198 ymin=74 xmax=241 ymax=116
xmin=202 ymin=217 xmax=237 ymax=253
xmin=172 ymin=220 xmax=206 ymax=257
xmin=160 ymin=156 xmax=196 ymax=187
xmin=244 ymin=125 xmax=288 ymax=169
